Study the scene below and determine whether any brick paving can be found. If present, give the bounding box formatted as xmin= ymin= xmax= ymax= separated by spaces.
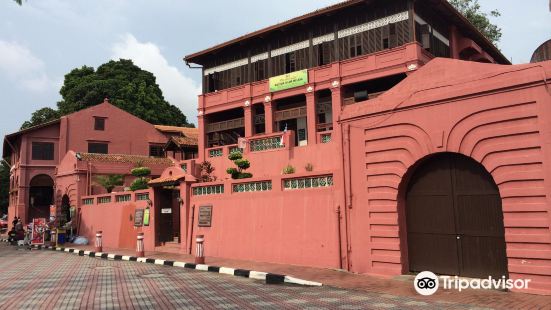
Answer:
xmin=64 ymin=243 xmax=551 ymax=309
xmin=0 ymin=243 xmax=500 ymax=310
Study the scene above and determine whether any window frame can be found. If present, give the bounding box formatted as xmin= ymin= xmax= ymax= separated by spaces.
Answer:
xmin=31 ymin=142 xmax=55 ymax=161
xmin=94 ymin=117 xmax=106 ymax=131
xmin=88 ymin=142 xmax=109 ymax=154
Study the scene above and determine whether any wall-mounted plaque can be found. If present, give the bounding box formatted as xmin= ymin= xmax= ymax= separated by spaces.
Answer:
xmin=143 ymin=208 xmax=150 ymax=226
xmin=161 ymin=208 xmax=172 ymax=214
xmin=134 ymin=209 xmax=144 ymax=227
xmin=198 ymin=205 xmax=213 ymax=227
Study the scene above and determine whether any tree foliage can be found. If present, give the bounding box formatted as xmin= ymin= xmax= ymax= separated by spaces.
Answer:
xmin=21 ymin=59 xmax=193 ymax=129
xmin=95 ymin=174 xmax=124 ymax=193
xmin=0 ymin=159 xmax=9 ymax=215
xmin=448 ymin=0 xmax=502 ymax=45
xmin=20 ymin=107 xmax=59 ymax=130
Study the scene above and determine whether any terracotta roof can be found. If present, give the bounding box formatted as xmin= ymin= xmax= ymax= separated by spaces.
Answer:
xmin=148 ymin=175 xmax=186 ymax=186
xmin=184 ymin=0 xmax=509 ymax=65
xmin=77 ymin=153 xmax=173 ymax=166
xmin=169 ymin=136 xmax=198 ymax=147
xmin=155 ymin=125 xmax=198 ymax=138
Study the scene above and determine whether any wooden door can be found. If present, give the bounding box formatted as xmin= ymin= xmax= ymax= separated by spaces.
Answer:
xmin=406 ymin=153 xmax=507 ymax=278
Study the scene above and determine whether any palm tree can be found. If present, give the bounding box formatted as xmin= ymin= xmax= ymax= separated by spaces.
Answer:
xmin=95 ymin=175 xmax=124 ymax=193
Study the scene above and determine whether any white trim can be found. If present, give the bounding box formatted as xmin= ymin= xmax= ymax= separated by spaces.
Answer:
xmin=173 ymin=262 xmax=187 ymax=268
xmin=313 ymin=33 xmax=335 ymax=46
xmin=271 ymin=40 xmax=310 ymax=57
xmin=204 ymin=58 xmax=249 ymax=75
xmin=107 ymin=253 xmax=115 ymax=259
xmin=284 ymin=276 xmax=323 ymax=286
xmin=122 ymin=255 xmax=131 ymax=261
xmin=154 ymin=259 xmax=165 ymax=265
xmin=83 ymin=250 xmax=90 ymax=255
xmin=250 ymin=52 xmax=268 ymax=63
xmin=137 ymin=257 xmax=147 ymax=263
xmin=338 ymin=11 xmax=409 ymax=39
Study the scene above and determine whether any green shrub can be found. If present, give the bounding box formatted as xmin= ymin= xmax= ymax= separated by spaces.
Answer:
xmin=130 ymin=177 xmax=149 ymax=191
xmin=226 ymin=167 xmax=238 ymax=175
xmin=131 ymin=167 xmax=151 ymax=177
xmin=282 ymin=165 xmax=295 ymax=174
xmin=234 ymin=158 xmax=250 ymax=170
xmin=95 ymin=174 xmax=123 ymax=193
xmin=228 ymin=151 xmax=243 ymax=161
xmin=236 ymin=172 xmax=253 ymax=179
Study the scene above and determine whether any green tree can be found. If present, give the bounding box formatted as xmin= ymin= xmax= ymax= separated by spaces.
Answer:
xmin=448 ymin=0 xmax=502 ymax=45
xmin=21 ymin=59 xmax=193 ymax=129
xmin=20 ymin=107 xmax=59 ymax=130
xmin=95 ymin=174 xmax=124 ymax=193
xmin=0 ymin=159 xmax=9 ymax=215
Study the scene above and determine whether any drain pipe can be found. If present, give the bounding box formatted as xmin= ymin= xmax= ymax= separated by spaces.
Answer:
xmin=336 ymin=205 xmax=343 ymax=270
xmin=188 ymin=204 xmax=195 ymax=254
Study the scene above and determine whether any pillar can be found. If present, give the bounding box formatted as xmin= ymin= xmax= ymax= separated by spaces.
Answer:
xmin=331 ymin=85 xmax=342 ymax=130
xmin=197 ymin=114 xmax=206 ymax=161
xmin=449 ymin=25 xmax=460 ymax=59
xmin=306 ymin=91 xmax=317 ymax=145
xmin=264 ymin=102 xmax=274 ymax=134
xmin=244 ymin=105 xmax=253 ymax=138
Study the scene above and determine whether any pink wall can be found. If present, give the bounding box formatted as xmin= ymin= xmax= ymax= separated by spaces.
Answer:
xmin=78 ymin=190 xmax=155 ymax=251
xmin=341 ymin=59 xmax=551 ymax=295
xmin=189 ymin=174 xmax=341 ymax=269
xmin=63 ymin=102 xmax=167 ymax=155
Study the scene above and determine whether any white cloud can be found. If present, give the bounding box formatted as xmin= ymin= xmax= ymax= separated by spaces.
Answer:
xmin=111 ymin=33 xmax=200 ymax=125
xmin=0 ymin=40 xmax=57 ymax=93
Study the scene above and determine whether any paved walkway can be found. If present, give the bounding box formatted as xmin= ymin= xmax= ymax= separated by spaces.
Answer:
xmin=63 ymin=243 xmax=551 ymax=309
xmin=0 ymin=243 xmax=482 ymax=309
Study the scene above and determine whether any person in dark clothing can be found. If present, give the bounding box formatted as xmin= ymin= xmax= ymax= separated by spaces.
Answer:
xmin=12 ymin=217 xmax=18 ymax=229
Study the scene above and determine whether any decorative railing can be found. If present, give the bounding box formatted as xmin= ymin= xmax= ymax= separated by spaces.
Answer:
xmin=82 ymin=198 xmax=94 ymax=205
xmin=250 ymin=136 xmax=283 ymax=152
xmin=192 ymin=184 xmax=224 ymax=196
xmin=136 ymin=192 xmax=150 ymax=201
xmin=274 ymin=106 xmax=307 ymax=122
xmin=228 ymin=145 xmax=243 ymax=154
xmin=206 ymin=117 xmax=244 ymax=133
xmin=97 ymin=196 xmax=112 ymax=204
xmin=316 ymin=122 xmax=333 ymax=132
xmin=283 ymin=175 xmax=333 ymax=190
xmin=208 ymin=148 xmax=223 ymax=158
xmin=233 ymin=181 xmax=272 ymax=193
xmin=115 ymin=194 xmax=131 ymax=202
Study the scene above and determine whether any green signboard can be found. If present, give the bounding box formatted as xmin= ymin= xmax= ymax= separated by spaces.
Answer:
xmin=269 ymin=69 xmax=308 ymax=92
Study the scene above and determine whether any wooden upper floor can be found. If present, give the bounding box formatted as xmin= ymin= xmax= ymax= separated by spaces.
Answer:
xmin=185 ymin=0 xmax=509 ymax=95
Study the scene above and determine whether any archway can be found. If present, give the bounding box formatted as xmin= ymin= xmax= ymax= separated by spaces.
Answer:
xmin=29 ymin=174 xmax=54 ymax=221
xmin=61 ymin=194 xmax=71 ymax=224
xmin=405 ymin=153 xmax=508 ymax=278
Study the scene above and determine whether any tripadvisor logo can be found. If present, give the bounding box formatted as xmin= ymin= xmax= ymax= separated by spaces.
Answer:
xmin=414 ymin=271 xmax=531 ymax=295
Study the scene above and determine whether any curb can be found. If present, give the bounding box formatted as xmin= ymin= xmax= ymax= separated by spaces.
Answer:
xmin=21 ymin=243 xmax=321 ymax=287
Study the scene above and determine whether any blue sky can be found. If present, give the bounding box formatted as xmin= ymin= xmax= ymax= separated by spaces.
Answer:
xmin=0 ymin=0 xmax=549 ymax=149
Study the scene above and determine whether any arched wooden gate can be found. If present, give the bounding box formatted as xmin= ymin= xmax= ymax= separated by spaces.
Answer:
xmin=406 ymin=153 xmax=508 ymax=278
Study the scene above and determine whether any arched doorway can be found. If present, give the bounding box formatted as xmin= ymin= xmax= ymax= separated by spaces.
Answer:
xmin=405 ymin=153 xmax=508 ymax=278
xmin=29 ymin=174 xmax=54 ymax=221
xmin=61 ymin=194 xmax=71 ymax=224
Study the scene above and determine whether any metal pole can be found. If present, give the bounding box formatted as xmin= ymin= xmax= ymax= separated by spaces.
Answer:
xmin=136 ymin=232 xmax=145 ymax=257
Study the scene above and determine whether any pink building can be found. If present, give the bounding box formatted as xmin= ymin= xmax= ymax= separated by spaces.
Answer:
xmin=3 ymin=100 xmax=197 ymax=226
xmin=4 ymin=0 xmax=551 ymax=296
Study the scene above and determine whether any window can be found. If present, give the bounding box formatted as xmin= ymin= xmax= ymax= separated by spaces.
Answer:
xmin=349 ymin=34 xmax=362 ymax=58
xmin=31 ymin=142 xmax=54 ymax=160
xmin=149 ymin=144 xmax=164 ymax=157
xmin=318 ymin=42 xmax=332 ymax=66
xmin=88 ymin=142 xmax=108 ymax=154
xmin=285 ymin=53 xmax=296 ymax=73
xmin=94 ymin=117 xmax=105 ymax=130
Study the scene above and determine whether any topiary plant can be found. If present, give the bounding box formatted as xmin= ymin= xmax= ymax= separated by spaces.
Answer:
xmin=226 ymin=151 xmax=253 ymax=179
xmin=131 ymin=167 xmax=151 ymax=177
xmin=130 ymin=166 xmax=151 ymax=191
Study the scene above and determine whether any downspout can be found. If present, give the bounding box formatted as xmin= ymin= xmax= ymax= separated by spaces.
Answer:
xmin=188 ymin=204 xmax=195 ymax=254
xmin=336 ymin=205 xmax=343 ymax=270
xmin=340 ymin=123 xmax=353 ymax=271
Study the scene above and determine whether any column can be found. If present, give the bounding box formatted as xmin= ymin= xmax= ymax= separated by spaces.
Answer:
xmin=306 ymin=91 xmax=317 ymax=145
xmin=264 ymin=102 xmax=274 ymax=134
xmin=244 ymin=105 xmax=253 ymax=138
xmin=331 ymin=85 xmax=342 ymax=130
xmin=197 ymin=114 xmax=206 ymax=161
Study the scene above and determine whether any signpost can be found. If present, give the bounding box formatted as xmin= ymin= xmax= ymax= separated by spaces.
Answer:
xmin=269 ymin=69 xmax=308 ymax=92
xmin=198 ymin=205 xmax=213 ymax=227
xmin=134 ymin=209 xmax=144 ymax=227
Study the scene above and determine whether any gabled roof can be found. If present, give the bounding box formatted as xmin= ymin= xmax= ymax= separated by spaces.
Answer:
xmin=184 ymin=0 xmax=509 ymax=65
xmin=3 ymin=118 xmax=61 ymax=158
xmin=154 ymin=125 xmax=198 ymax=138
